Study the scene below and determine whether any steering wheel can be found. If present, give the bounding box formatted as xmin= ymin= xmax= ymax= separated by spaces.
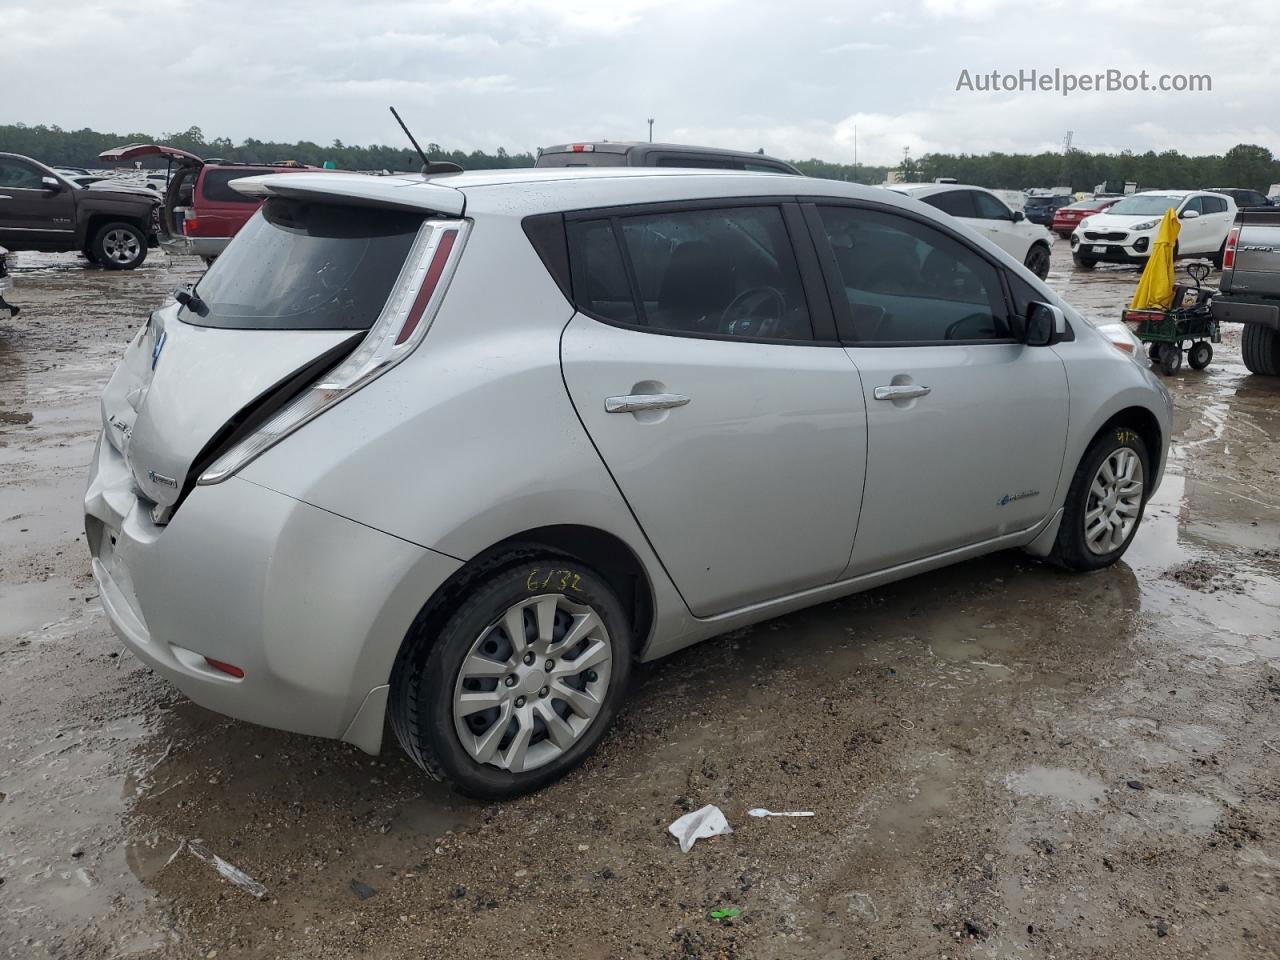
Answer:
xmin=943 ymin=312 xmax=994 ymax=340
xmin=719 ymin=286 xmax=786 ymax=338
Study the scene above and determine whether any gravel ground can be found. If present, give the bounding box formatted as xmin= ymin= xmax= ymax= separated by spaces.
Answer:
xmin=1 ymin=244 xmax=1279 ymax=960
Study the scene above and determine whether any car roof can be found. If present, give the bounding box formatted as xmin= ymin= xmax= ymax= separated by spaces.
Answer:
xmin=234 ymin=166 xmax=889 ymax=218
xmin=891 ymin=182 xmax=996 ymax=197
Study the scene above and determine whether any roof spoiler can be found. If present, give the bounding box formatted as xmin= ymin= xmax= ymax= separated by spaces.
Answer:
xmin=230 ymin=172 xmax=466 ymax=217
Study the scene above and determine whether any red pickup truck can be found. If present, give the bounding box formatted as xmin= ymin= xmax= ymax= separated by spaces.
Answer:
xmin=98 ymin=144 xmax=320 ymax=262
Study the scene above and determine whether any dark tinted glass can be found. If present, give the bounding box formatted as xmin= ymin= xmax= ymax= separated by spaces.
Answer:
xmin=617 ymin=206 xmax=812 ymax=340
xmin=535 ymin=152 xmax=627 ymax=167
xmin=201 ymin=168 xmax=276 ymax=203
xmin=922 ymin=190 xmax=977 ymax=218
xmin=816 ymin=205 xmax=1010 ymax=343
xmin=654 ymin=156 xmax=746 ymax=170
xmin=0 ymin=158 xmax=42 ymax=189
xmin=1202 ymin=196 xmax=1230 ymax=213
xmin=973 ymin=192 xmax=1013 ymax=220
xmin=185 ymin=198 xmax=423 ymax=330
xmin=566 ymin=220 xmax=638 ymax=323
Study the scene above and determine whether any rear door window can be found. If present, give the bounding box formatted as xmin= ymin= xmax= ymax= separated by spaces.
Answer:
xmin=184 ymin=197 xmax=424 ymax=330
xmin=565 ymin=220 xmax=638 ymax=324
xmin=921 ymin=190 xmax=978 ymax=218
xmin=201 ymin=168 xmax=277 ymax=203
xmin=1202 ymin=196 xmax=1230 ymax=214
xmin=973 ymin=192 xmax=1013 ymax=220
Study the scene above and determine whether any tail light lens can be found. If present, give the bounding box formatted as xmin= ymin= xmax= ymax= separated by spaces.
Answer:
xmin=198 ymin=220 xmax=468 ymax=484
xmin=182 ymin=216 xmax=198 ymax=236
xmin=1223 ymin=227 xmax=1239 ymax=269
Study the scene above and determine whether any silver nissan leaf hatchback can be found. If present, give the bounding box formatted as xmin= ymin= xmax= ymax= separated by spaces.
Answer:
xmin=85 ymin=168 xmax=1171 ymax=798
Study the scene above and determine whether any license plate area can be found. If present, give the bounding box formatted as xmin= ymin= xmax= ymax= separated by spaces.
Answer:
xmin=1092 ymin=245 xmax=1108 ymax=254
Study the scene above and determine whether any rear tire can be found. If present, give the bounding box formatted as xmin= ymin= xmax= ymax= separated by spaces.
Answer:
xmin=1072 ymin=255 xmax=1097 ymax=270
xmin=389 ymin=551 xmax=632 ymax=800
xmin=1211 ymin=240 xmax=1226 ymax=271
xmin=1049 ymin=427 xmax=1151 ymax=571
xmin=1188 ymin=340 xmax=1213 ymax=370
xmin=1241 ymin=322 xmax=1280 ymax=376
xmin=1024 ymin=244 xmax=1051 ymax=280
xmin=91 ymin=222 xmax=147 ymax=270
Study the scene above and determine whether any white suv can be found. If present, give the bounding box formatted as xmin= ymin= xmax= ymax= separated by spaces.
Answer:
xmin=85 ymin=168 xmax=1170 ymax=798
xmin=891 ymin=182 xmax=1055 ymax=279
xmin=1070 ymin=190 xmax=1236 ymax=269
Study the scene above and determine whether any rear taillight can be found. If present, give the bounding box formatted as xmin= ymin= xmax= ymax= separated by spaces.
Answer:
xmin=182 ymin=216 xmax=197 ymax=236
xmin=1223 ymin=227 xmax=1239 ymax=269
xmin=198 ymin=219 xmax=469 ymax=485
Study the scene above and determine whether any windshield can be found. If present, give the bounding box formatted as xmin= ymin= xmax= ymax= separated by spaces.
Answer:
xmin=186 ymin=197 xmax=424 ymax=330
xmin=1062 ymin=199 xmax=1108 ymax=211
xmin=1106 ymin=195 xmax=1183 ymax=216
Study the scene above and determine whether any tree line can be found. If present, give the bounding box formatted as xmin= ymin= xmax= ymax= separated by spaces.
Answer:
xmin=2 ymin=122 xmax=1276 ymax=193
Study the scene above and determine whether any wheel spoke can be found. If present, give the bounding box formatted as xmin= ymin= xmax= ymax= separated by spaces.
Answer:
xmin=462 ymin=653 xmax=508 ymax=678
xmin=548 ymin=610 xmax=600 ymax=656
xmin=551 ymin=680 xmax=602 ymax=719
xmin=534 ymin=595 xmax=559 ymax=644
xmin=471 ymin=701 xmax=512 ymax=764
xmin=503 ymin=606 xmax=528 ymax=655
xmin=535 ymin=700 xmax=577 ymax=750
xmin=501 ymin=713 xmax=534 ymax=772
xmin=558 ymin=637 xmax=609 ymax=675
xmin=1090 ymin=479 xmax=1108 ymax=501
xmin=454 ymin=689 xmax=503 ymax=719
xmin=1100 ymin=458 xmax=1117 ymax=484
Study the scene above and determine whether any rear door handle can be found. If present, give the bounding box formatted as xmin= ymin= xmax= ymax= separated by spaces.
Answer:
xmin=873 ymin=384 xmax=931 ymax=401
xmin=605 ymin=393 xmax=691 ymax=414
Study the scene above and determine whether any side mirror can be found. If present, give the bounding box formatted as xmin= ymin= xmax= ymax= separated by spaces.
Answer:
xmin=1024 ymin=301 xmax=1065 ymax=346
xmin=1180 ymin=208 xmax=1200 ymax=219
xmin=1012 ymin=210 xmax=1025 ymax=222
xmin=40 ymin=176 xmax=62 ymax=192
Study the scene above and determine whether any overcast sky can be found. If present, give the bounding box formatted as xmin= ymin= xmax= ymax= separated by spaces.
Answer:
xmin=6 ymin=0 xmax=1279 ymax=165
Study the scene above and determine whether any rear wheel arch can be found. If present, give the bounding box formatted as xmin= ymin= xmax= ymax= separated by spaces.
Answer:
xmin=392 ymin=525 xmax=656 ymax=679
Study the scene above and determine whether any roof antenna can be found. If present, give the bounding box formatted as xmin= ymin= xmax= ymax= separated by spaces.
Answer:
xmin=389 ymin=106 xmax=462 ymax=176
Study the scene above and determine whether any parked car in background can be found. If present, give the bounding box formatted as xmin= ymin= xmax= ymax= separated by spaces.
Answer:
xmin=891 ymin=182 xmax=1054 ymax=278
xmin=1070 ymin=190 xmax=1236 ymax=269
xmin=1023 ymin=195 xmax=1072 ymax=226
xmin=86 ymin=167 xmax=1170 ymax=798
xmin=1211 ymin=206 xmax=1280 ymax=376
xmin=1052 ymin=196 xmax=1123 ymax=238
xmin=1202 ymin=187 xmax=1273 ymax=209
xmin=0 ymin=152 xmax=160 ymax=269
xmin=98 ymin=144 xmax=321 ymax=262
xmin=535 ymin=141 xmax=801 ymax=174
xmin=0 ymin=244 xmax=16 ymax=317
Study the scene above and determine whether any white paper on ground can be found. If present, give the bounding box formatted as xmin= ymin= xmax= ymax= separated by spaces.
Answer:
xmin=668 ymin=804 xmax=733 ymax=852
xmin=187 ymin=839 xmax=269 ymax=899
xmin=748 ymin=808 xmax=815 ymax=818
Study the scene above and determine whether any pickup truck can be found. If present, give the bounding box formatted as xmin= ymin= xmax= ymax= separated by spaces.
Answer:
xmin=0 ymin=152 xmax=160 ymax=270
xmin=1211 ymin=208 xmax=1280 ymax=376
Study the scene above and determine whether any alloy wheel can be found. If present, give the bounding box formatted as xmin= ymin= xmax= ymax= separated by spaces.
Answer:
xmin=102 ymin=229 xmax=140 ymax=265
xmin=452 ymin=594 xmax=612 ymax=773
xmin=1084 ymin=447 xmax=1144 ymax=555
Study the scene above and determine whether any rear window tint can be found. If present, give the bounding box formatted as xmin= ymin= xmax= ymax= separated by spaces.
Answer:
xmin=183 ymin=198 xmax=424 ymax=330
xmin=566 ymin=220 xmax=638 ymax=324
xmin=200 ymin=168 xmax=277 ymax=203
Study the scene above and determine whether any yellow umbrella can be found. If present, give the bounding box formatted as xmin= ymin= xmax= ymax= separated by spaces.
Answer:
xmin=1130 ymin=208 xmax=1181 ymax=310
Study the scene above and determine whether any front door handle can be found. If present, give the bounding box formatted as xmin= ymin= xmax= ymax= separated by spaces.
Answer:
xmin=0 ymin=195 xmax=11 ymax=201
xmin=873 ymin=384 xmax=931 ymax=401
xmin=605 ymin=393 xmax=691 ymax=414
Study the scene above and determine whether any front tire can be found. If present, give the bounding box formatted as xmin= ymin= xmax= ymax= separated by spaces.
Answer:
xmin=92 ymin=222 xmax=147 ymax=270
xmin=1024 ymin=244 xmax=1051 ymax=280
xmin=1187 ymin=340 xmax=1213 ymax=370
xmin=1049 ymin=428 xmax=1150 ymax=571
xmin=389 ymin=552 xmax=632 ymax=800
xmin=1072 ymin=255 xmax=1097 ymax=270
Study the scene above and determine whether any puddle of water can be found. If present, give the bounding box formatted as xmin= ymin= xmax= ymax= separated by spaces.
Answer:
xmin=0 ymin=578 xmax=78 ymax=639
xmin=1004 ymin=765 xmax=1107 ymax=809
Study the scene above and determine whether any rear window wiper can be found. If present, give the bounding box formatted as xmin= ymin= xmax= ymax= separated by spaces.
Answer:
xmin=174 ymin=284 xmax=209 ymax=317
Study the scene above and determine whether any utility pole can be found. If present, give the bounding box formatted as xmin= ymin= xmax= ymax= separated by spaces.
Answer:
xmin=647 ymin=118 xmax=654 ymax=143
xmin=853 ymin=124 xmax=858 ymax=183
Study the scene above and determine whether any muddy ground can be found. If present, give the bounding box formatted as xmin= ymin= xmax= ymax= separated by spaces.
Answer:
xmin=2 ymin=244 xmax=1278 ymax=960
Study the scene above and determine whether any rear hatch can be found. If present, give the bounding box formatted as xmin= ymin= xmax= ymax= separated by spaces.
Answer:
xmin=99 ymin=144 xmax=205 ymax=240
xmin=100 ymin=187 xmax=465 ymax=516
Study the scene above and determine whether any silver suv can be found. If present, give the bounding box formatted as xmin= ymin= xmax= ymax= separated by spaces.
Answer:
xmin=85 ymin=168 xmax=1171 ymax=798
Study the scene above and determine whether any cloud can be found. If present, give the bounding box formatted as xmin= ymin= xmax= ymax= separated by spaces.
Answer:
xmin=1 ymin=0 xmax=1277 ymax=166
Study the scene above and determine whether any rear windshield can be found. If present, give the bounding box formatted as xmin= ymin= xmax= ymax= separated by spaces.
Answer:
xmin=535 ymin=151 xmax=628 ymax=167
xmin=1024 ymin=197 xmax=1059 ymax=207
xmin=183 ymin=198 xmax=424 ymax=330
xmin=201 ymin=168 xmax=278 ymax=203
